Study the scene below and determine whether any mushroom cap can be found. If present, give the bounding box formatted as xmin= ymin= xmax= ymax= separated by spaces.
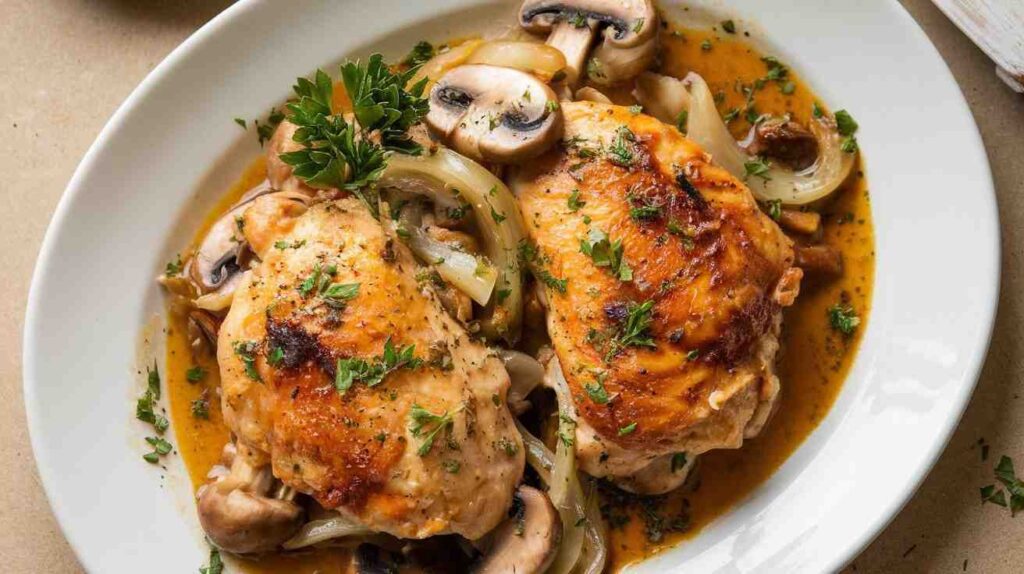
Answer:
xmin=189 ymin=181 xmax=275 ymax=293
xmin=519 ymin=0 xmax=657 ymax=48
xmin=471 ymin=486 xmax=561 ymax=574
xmin=197 ymin=484 xmax=305 ymax=554
xmin=587 ymin=32 xmax=659 ymax=86
xmin=425 ymin=64 xmax=563 ymax=164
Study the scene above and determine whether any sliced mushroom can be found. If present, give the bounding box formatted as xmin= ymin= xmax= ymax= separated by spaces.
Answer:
xmin=472 ymin=486 xmax=561 ymax=574
xmin=498 ymin=350 xmax=545 ymax=415
xmin=575 ymin=86 xmax=613 ymax=104
xmin=519 ymin=0 xmax=658 ymax=88
xmin=188 ymin=309 xmax=222 ymax=353
xmin=425 ymin=64 xmax=563 ymax=164
xmin=777 ymin=208 xmax=822 ymax=236
xmin=190 ymin=181 xmax=274 ymax=294
xmin=196 ymin=442 xmax=304 ymax=554
xmin=794 ymin=244 xmax=843 ymax=277
xmin=741 ymin=118 xmax=820 ymax=171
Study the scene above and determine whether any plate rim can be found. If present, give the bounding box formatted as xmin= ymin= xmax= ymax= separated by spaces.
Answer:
xmin=22 ymin=0 xmax=1001 ymax=572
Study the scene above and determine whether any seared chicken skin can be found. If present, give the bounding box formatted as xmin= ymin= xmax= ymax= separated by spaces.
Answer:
xmin=512 ymin=102 xmax=801 ymax=493
xmin=218 ymin=198 xmax=524 ymax=540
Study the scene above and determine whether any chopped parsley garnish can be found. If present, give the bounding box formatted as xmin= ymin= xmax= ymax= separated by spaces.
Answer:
xmin=618 ymin=422 xmax=638 ymax=436
xmin=280 ymin=55 xmax=428 ymax=217
xmin=588 ymin=300 xmax=658 ymax=360
xmin=744 ymin=158 xmax=772 ymax=180
xmin=498 ymin=436 xmax=519 ymax=456
xmin=408 ymin=404 xmax=454 ymax=456
xmin=442 ymin=459 xmax=461 ymax=474
xmin=191 ymin=396 xmax=210 ymax=420
xmin=765 ymin=199 xmax=782 ymax=221
xmin=518 ymin=239 xmax=568 ymax=294
xmin=256 ymin=107 xmax=285 ymax=147
xmin=546 ymin=99 xmax=560 ymax=112
xmin=700 ymin=39 xmax=712 ymax=51
xmin=629 ymin=104 xmax=643 ymax=115
xmin=607 ymin=126 xmax=637 ymax=167
xmin=568 ymin=188 xmax=586 ymax=211
xmin=721 ymin=20 xmax=736 ymax=34
xmin=274 ymin=239 xmax=306 ymax=250
xmin=185 ymin=366 xmax=206 ymax=383
xmin=136 ymin=362 xmax=168 ymax=433
xmin=298 ymin=263 xmax=360 ymax=308
xmin=827 ymin=303 xmax=860 ymax=335
xmin=812 ymin=102 xmax=825 ymax=118
xmin=267 ymin=346 xmax=285 ymax=366
xmin=781 ymin=81 xmax=795 ymax=95
xmin=633 ymin=17 xmax=645 ymax=34
xmin=686 ymin=349 xmax=700 ymax=361
xmin=628 ymin=193 xmax=662 ymax=221
xmin=762 ymin=56 xmax=789 ymax=81
xmin=834 ymin=109 xmax=860 ymax=153
xmin=981 ymin=455 xmax=1024 ymax=516
xmin=200 ymin=548 xmax=223 ymax=574
xmin=143 ymin=436 xmax=172 ymax=463
xmin=234 ymin=118 xmax=247 ymax=129
xmin=675 ymin=110 xmax=688 ymax=134
xmin=164 ymin=254 xmax=183 ymax=277
xmin=558 ymin=413 xmax=577 ymax=447
xmin=402 ymin=40 xmax=435 ymax=67
xmin=233 ymin=340 xmax=262 ymax=382
xmin=334 ymin=337 xmax=423 ymax=394
xmin=490 ymin=204 xmax=507 ymax=223
xmin=568 ymin=11 xmax=588 ymax=28
xmin=671 ymin=453 xmax=688 ymax=473
xmin=580 ymin=228 xmax=632 ymax=281
xmin=584 ymin=371 xmax=610 ymax=405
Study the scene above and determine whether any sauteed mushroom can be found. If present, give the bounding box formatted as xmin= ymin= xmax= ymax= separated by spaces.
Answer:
xmin=472 ymin=486 xmax=561 ymax=574
xmin=196 ymin=442 xmax=304 ymax=554
xmin=518 ymin=0 xmax=658 ymax=87
xmin=425 ymin=64 xmax=563 ymax=164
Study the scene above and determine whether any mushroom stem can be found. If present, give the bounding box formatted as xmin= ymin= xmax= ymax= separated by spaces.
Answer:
xmin=546 ymin=20 xmax=597 ymax=88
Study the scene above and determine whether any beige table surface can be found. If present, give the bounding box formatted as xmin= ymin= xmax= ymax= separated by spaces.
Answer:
xmin=2 ymin=0 xmax=1022 ymax=572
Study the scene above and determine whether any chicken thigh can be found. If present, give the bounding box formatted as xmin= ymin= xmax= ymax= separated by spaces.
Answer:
xmin=511 ymin=101 xmax=801 ymax=493
xmin=217 ymin=197 xmax=524 ymax=540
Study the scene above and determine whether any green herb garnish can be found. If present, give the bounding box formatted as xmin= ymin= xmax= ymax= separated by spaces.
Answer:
xmin=191 ymin=396 xmax=210 ymax=420
xmin=335 ymin=337 xmax=423 ymax=394
xmin=200 ymin=548 xmax=223 ymax=574
xmin=580 ymin=228 xmax=632 ymax=281
xmin=618 ymin=422 xmax=638 ymax=436
xmin=744 ymin=158 xmax=772 ymax=180
xmin=827 ymin=303 xmax=860 ymax=335
xmin=568 ymin=188 xmax=586 ymax=212
xmin=402 ymin=41 xmax=435 ymax=67
xmin=584 ymin=371 xmax=610 ymax=405
xmin=186 ymin=366 xmax=206 ymax=383
xmin=164 ymin=255 xmax=183 ymax=277
xmin=409 ymin=404 xmax=454 ymax=456
xmin=607 ymin=125 xmax=636 ymax=167
xmin=143 ymin=436 xmax=172 ymax=463
xmin=721 ymin=20 xmax=736 ymax=34
xmin=233 ymin=340 xmax=262 ymax=382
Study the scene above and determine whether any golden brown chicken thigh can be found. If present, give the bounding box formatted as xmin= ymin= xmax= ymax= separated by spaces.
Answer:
xmin=512 ymin=101 xmax=801 ymax=493
xmin=218 ymin=197 xmax=524 ymax=540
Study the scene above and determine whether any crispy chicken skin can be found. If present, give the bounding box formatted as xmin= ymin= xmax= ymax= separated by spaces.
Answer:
xmin=218 ymin=198 xmax=524 ymax=540
xmin=512 ymin=102 xmax=800 ymax=492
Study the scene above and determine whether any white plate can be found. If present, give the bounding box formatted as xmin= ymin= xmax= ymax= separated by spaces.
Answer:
xmin=23 ymin=0 xmax=998 ymax=572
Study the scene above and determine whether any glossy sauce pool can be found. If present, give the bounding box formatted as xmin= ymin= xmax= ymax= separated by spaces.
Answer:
xmin=164 ymin=25 xmax=874 ymax=574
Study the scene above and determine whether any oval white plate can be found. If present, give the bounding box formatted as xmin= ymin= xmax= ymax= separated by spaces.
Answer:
xmin=23 ymin=0 xmax=998 ymax=572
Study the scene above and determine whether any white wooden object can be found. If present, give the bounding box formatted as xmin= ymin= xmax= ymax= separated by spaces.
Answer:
xmin=931 ymin=0 xmax=1024 ymax=92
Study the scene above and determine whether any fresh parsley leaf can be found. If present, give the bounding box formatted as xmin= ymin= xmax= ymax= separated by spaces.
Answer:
xmin=568 ymin=188 xmax=586 ymax=212
xmin=827 ymin=303 xmax=860 ymax=335
xmin=981 ymin=484 xmax=1008 ymax=507
xmin=518 ymin=239 xmax=568 ymax=294
xmin=402 ymin=41 xmax=435 ymax=67
xmin=442 ymin=459 xmax=461 ymax=474
xmin=191 ymin=396 xmax=210 ymax=419
xmin=580 ymin=228 xmax=632 ymax=281
xmin=165 ymin=255 xmax=183 ymax=277
xmin=233 ymin=340 xmax=262 ymax=382
xmin=671 ymin=453 xmax=688 ymax=473
xmin=744 ymin=158 xmax=772 ymax=180
xmin=321 ymin=282 xmax=361 ymax=308
xmin=812 ymin=102 xmax=825 ymax=118
xmin=675 ymin=110 xmax=688 ymax=134
xmin=490 ymin=204 xmax=507 ymax=223
xmin=267 ymin=346 xmax=285 ymax=367
xmin=834 ymin=110 xmax=858 ymax=136
xmin=607 ymin=125 xmax=636 ymax=167
xmin=765 ymin=199 xmax=782 ymax=221
xmin=633 ymin=17 xmax=645 ymax=34
xmin=584 ymin=371 xmax=610 ymax=405
xmin=701 ymin=39 xmax=712 ymax=51
xmin=200 ymin=548 xmax=224 ymax=574
xmin=721 ymin=20 xmax=736 ymax=34
xmin=256 ymin=107 xmax=284 ymax=147
xmin=628 ymin=193 xmax=662 ymax=221
xmin=762 ymin=56 xmax=789 ymax=81
xmin=185 ymin=366 xmax=206 ymax=383
xmin=409 ymin=403 xmax=454 ymax=456
xmin=234 ymin=118 xmax=247 ymax=129
xmin=618 ymin=422 xmax=638 ymax=436
xmin=629 ymin=104 xmax=643 ymax=115
xmin=274 ymin=239 xmax=306 ymax=250
xmin=144 ymin=435 xmax=172 ymax=460
xmin=335 ymin=337 xmax=423 ymax=394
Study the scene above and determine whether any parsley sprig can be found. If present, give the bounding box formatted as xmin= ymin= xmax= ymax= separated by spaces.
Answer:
xmin=408 ymin=404 xmax=454 ymax=456
xmin=279 ymin=55 xmax=428 ymax=217
xmin=298 ymin=263 xmax=361 ymax=309
xmin=981 ymin=455 xmax=1024 ymax=516
xmin=580 ymin=228 xmax=632 ymax=281
xmin=827 ymin=303 xmax=860 ymax=335
xmin=334 ymin=337 xmax=424 ymax=395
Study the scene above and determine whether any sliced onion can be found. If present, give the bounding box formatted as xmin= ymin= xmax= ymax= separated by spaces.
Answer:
xmin=578 ymin=480 xmax=608 ymax=574
xmin=281 ymin=514 xmax=370 ymax=550
xmin=379 ymin=149 xmax=526 ymax=344
xmin=411 ymin=39 xmax=484 ymax=89
xmin=543 ymin=357 xmax=584 ymax=574
xmin=633 ymin=72 xmax=854 ymax=205
xmin=467 ymin=41 xmax=567 ymax=82
xmin=395 ymin=201 xmax=497 ymax=306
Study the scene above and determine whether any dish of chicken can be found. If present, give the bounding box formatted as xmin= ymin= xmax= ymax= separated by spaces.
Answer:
xmin=149 ymin=1 xmax=874 ymax=572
